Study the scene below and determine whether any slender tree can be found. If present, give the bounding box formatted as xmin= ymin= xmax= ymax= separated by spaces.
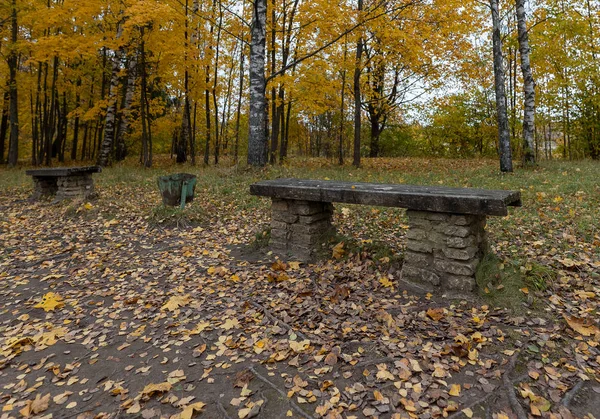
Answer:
xmin=247 ymin=0 xmax=268 ymax=166
xmin=0 ymin=87 xmax=8 ymax=164
xmin=353 ymin=0 xmax=364 ymax=168
xmin=98 ymin=23 xmax=124 ymax=167
xmin=7 ymin=0 xmax=19 ymax=167
xmin=515 ymin=0 xmax=535 ymax=164
xmin=490 ymin=0 xmax=513 ymax=172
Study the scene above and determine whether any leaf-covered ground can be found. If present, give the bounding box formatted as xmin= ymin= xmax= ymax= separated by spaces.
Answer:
xmin=1 ymin=158 xmax=599 ymax=419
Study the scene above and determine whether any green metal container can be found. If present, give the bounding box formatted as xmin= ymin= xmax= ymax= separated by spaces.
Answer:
xmin=158 ymin=173 xmax=197 ymax=209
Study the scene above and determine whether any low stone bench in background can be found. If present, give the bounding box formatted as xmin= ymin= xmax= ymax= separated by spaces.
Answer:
xmin=250 ymin=178 xmax=521 ymax=292
xmin=25 ymin=166 xmax=102 ymax=201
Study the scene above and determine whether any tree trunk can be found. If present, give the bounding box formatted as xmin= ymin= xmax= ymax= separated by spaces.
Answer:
xmin=247 ymin=0 xmax=268 ymax=167
xmin=234 ymin=39 xmax=245 ymax=165
xmin=369 ymin=113 xmax=381 ymax=157
xmin=45 ymin=56 xmax=58 ymax=166
xmin=97 ymin=24 xmax=124 ymax=167
xmin=213 ymin=1 xmax=223 ymax=165
xmin=7 ymin=0 xmax=19 ymax=167
xmin=338 ymin=39 xmax=348 ymax=166
xmin=515 ymin=0 xmax=535 ymax=165
xmin=71 ymin=77 xmax=81 ymax=161
xmin=115 ymin=54 xmax=137 ymax=162
xmin=0 ymin=87 xmax=9 ymax=164
xmin=204 ymin=86 xmax=211 ymax=165
xmin=140 ymin=30 xmax=152 ymax=168
xmin=490 ymin=0 xmax=513 ymax=172
xmin=352 ymin=0 xmax=363 ymax=168
xmin=269 ymin=0 xmax=278 ymax=165
xmin=178 ymin=0 xmax=191 ymax=164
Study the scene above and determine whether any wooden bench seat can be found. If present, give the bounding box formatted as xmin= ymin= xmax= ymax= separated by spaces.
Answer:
xmin=26 ymin=166 xmax=101 ymax=201
xmin=250 ymin=178 xmax=521 ymax=292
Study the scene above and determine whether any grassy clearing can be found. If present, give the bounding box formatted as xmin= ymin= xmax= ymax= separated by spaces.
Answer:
xmin=1 ymin=157 xmax=598 ymax=296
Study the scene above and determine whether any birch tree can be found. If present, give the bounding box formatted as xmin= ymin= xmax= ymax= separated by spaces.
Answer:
xmin=490 ymin=0 xmax=513 ymax=172
xmin=247 ymin=0 xmax=268 ymax=167
xmin=97 ymin=22 xmax=125 ymax=167
xmin=516 ymin=0 xmax=535 ymax=164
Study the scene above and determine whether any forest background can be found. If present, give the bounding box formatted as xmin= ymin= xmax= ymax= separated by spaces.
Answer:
xmin=0 ymin=0 xmax=599 ymax=169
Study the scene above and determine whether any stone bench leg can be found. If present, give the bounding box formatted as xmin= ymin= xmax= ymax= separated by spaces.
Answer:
xmin=400 ymin=210 xmax=488 ymax=292
xmin=56 ymin=175 xmax=96 ymax=200
xmin=31 ymin=177 xmax=58 ymax=200
xmin=269 ymin=199 xmax=334 ymax=259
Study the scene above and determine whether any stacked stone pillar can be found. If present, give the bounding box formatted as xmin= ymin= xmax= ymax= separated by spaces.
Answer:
xmin=31 ymin=177 xmax=59 ymax=200
xmin=270 ymin=199 xmax=334 ymax=259
xmin=400 ymin=210 xmax=488 ymax=291
xmin=55 ymin=175 xmax=96 ymax=200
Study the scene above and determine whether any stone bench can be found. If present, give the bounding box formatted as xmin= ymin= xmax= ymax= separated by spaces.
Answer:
xmin=25 ymin=166 xmax=102 ymax=201
xmin=250 ymin=179 xmax=521 ymax=292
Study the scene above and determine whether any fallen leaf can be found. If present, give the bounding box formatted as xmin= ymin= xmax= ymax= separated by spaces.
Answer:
xmin=332 ymin=242 xmax=345 ymax=260
xmin=161 ymin=295 xmax=191 ymax=312
xmin=449 ymin=384 xmax=461 ymax=396
xmin=34 ymin=293 xmax=65 ymax=312
xmin=180 ymin=402 xmax=206 ymax=419
xmin=426 ymin=307 xmax=444 ymax=321
xmin=563 ymin=314 xmax=600 ymax=337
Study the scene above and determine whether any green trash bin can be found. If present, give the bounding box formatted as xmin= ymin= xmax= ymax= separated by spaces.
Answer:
xmin=158 ymin=173 xmax=197 ymax=209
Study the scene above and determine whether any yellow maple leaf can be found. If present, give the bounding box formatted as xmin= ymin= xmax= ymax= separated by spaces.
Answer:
xmin=34 ymin=293 xmax=65 ymax=312
xmin=161 ymin=295 xmax=191 ymax=312
xmin=379 ymin=276 xmax=394 ymax=288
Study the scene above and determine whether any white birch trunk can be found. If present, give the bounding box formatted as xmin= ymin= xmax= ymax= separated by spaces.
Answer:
xmin=247 ymin=0 xmax=268 ymax=167
xmin=97 ymin=24 xmax=124 ymax=167
xmin=515 ymin=0 xmax=536 ymax=164
xmin=490 ymin=0 xmax=513 ymax=172
xmin=115 ymin=53 xmax=137 ymax=161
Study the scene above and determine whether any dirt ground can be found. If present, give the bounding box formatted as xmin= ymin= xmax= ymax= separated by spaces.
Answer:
xmin=1 ymin=188 xmax=599 ymax=419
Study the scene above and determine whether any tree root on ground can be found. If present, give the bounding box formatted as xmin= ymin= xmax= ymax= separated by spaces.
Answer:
xmin=249 ymin=365 xmax=312 ymax=419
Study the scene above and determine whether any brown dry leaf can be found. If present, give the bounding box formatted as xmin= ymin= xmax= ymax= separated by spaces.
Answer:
xmin=234 ymin=369 xmax=255 ymax=388
xmin=193 ymin=344 xmax=207 ymax=357
xmin=563 ymin=314 xmax=600 ymax=337
xmin=271 ymin=260 xmax=287 ymax=271
xmin=20 ymin=393 xmax=51 ymax=417
xmin=324 ymin=352 xmax=338 ymax=366
xmin=426 ymin=307 xmax=444 ymax=321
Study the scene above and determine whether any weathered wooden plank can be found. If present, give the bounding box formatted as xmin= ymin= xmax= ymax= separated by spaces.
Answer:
xmin=250 ymin=178 xmax=521 ymax=216
xmin=25 ymin=166 xmax=102 ymax=177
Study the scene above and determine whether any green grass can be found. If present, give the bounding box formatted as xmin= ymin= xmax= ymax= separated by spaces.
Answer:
xmin=2 ymin=156 xmax=599 ymax=294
